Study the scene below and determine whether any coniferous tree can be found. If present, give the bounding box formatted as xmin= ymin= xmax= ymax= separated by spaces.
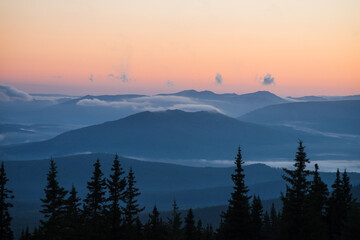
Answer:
xmin=250 ymin=195 xmax=263 ymax=240
xmin=64 ymin=185 xmax=81 ymax=239
xmin=167 ymin=200 xmax=182 ymax=240
xmin=262 ymin=211 xmax=271 ymax=240
xmin=204 ymin=224 xmax=214 ymax=240
xmin=83 ymin=159 xmax=107 ymax=240
xmin=280 ymin=141 xmax=311 ymax=240
xmin=39 ymin=159 xmax=68 ymax=240
xmin=145 ymin=205 xmax=166 ymax=240
xmin=122 ymin=167 xmax=144 ymax=239
xmin=306 ymin=164 xmax=329 ymax=240
xmin=220 ymin=146 xmax=251 ymax=239
xmin=184 ymin=208 xmax=196 ymax=240
xmin=19 ymin=226 xmax=31 ymax=240
xmin=269 ymin=204 xmax=279 ymax=240
xmin=326 ymin=169 xmax=344 ymax=240
xmin=195 ymin=220 xmax=203 ymax=240
xmin=0 ymin=162 xmax=14 ymax=240
xmin=106 ymin=154 xmax=126 ymax=239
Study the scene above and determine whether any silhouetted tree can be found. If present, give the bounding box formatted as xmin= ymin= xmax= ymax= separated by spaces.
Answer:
xmin=145 ymin=205 xmax=166 ymax=240
xmin=326 ymin=169 xmax=344 ymax=240
xmin=269 ymin=204 xmax=279 ymax=240
xmin=39 ymin=159 xmax=68 ymax=240
xmin=280 ymin=141 xmax=311 ymax=240
xmin=19 ymin=226 xmax=31 ymax=240
xmin=204 ymin=224 xmax=214 ymax=240
xmin=0 ymin=162 xmax=14 ymax=240
xmin=262 ymin=211 xmax=271 ymax=240
xmin=305 ymin=164 xmax=328 ymax=240
xmin=167 ymin=200 xmax=182 ymax=240
xmin=184 ymin=208 xmax=196 ymax=240
xmin=83 ymin=159 xmax=107 ymax=240
xmin=123 ymin=167 xmax=144 ymax=239
xmin=220 ymin=146 xmax=251 ymax=239
xmin=106 ymin=154 xmax=127 ymax=239
xmin=64 ymin=185 xmax=81 ymax=239
xmin=250 ymin=195 xmax=263 ymax=240
xmin=196 ymin=220 xmax=203 ymax=240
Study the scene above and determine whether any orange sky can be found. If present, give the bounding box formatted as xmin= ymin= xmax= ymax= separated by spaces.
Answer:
xmin=0 ymin=0 xmax=359 ymax=96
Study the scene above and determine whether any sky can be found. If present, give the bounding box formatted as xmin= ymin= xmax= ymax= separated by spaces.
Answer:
xmin=0 ymin=0 xmax=359 ymax=97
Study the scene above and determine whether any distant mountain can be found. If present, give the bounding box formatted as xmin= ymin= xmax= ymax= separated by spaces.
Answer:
xmin=1 ymin=90 xmax=289 ymax=126
xmin=0 ymin=110 xmax=357 ymax=161
xmin=240 ymin=100 xmax=360 ymax=135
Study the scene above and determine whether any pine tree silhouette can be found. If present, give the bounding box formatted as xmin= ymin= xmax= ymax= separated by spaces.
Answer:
xmin=306 ymin=164 xmax=329 ymax=240
xmin=145 ymin=205 xmax=166 ymax=240
xmin=64 ymin=185 xmax=81 ymax=239
xmin=122 ymin=167 xmax=144 ymax=240
xmin=250 ymin=195 xmax=263 ymax=240
xmin=106 ymin=154 xmax=127 ymax=239
xmin=167 ymin=200 xmax=182 ymax=240
xmin=39 ymin=159 xmax=68 ymax=240
xmin=0 ymin=162 xmax=14 ymax=240
xmin=220 ymin=146 xmax=251 ymax=239
xmin=83 ymin=159 xmax=107 ymax=240
xmin=280 ymin=141 xmax=311 ymax=240
xmin=184 ymin=208 xmax=196 ymax=240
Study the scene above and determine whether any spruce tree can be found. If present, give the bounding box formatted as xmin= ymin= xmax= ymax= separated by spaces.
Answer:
xmin=306 ymin=164 xmax=329 ymax=240
xmin=269 ymin=204 xmax=279 ymax=240
xmin=39 ymin=159 xmax=68 ymax=239
xmin=83 ymin=159 xmax=107 ymax=240
xmin=0 ymin=162 xmax=14 ymax=240
xmin=145 ymin=205 xmax=166 ymax=240
xmin=204 ymin=224 xmax=214 ymax=240
xmin=122 ymin=167 xmax=144 ymax=239
xmin=19 ymin=226 xmax=31 ymax=240
xmin=262 ymin=211 xmax=271 ymax=240
xmin=326 ymin=169 xmax=344 ymax=240
xmin=250 ymin=195 xmax=263 ymax=240
xmin=196 ymin=220 xmax=203 ymax=240
xmin=220 ymin=146 xmax=251 ymax=239
xmin=64 ymin=185 xmax=81 ymax=239
xmin=106 ymin=154 xmax=126 ymax=239
xmin=280 ymin=141 xmax=311 ymax=240
xmin=167 ymin=200 xmax=182 ymax=240
xmin=184 ymin=208 xmax=196 ymax=240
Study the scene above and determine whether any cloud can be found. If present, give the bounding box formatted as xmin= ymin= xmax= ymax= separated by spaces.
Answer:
xmin=169 ymin=104 xmax=223 ymax=113
xmin=0 ymin=83 xmax=33 ymax=102
xmin=76 ymin=96 xmax=221 ymax=113
xmin=77 ymin=98 xmax=144 ymax=109
xmin=166 ymin=80 xmax=174 ymax=87
xmin=262 ymin=73 xmax=275 ymax=85
xmin=108 ymin=72 xmax=132 ymax=83
xmin=132 ymin=95 xmax=194 ymax=104
xmin=215 ymin=73 xmax=223 ymax=85
xmin=89 ymin=74 xmax=94 ymax=83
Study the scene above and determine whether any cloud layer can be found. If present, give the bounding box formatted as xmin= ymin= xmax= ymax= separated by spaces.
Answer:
xmin=76 ymin=95 xmax=222 ymax=113
xmin=0 ymin=83 xmax=33 ymax=102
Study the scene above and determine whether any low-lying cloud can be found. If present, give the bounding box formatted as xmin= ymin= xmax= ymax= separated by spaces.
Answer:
xmin=76 ymin=95 xmax=222 ymax=113
xmin=262 ymin=73 xmax=275 ymax=85
xmin=0 ymin=83 xmax=33 ymax=102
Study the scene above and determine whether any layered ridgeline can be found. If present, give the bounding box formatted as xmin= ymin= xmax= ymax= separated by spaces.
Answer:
xmin=0 ymin=110 xmax=357 ymax=161
xmin=0 ymin=90 xmax=287 ymax=126
xmin=240 ymin=100 xmax=360 ymax=135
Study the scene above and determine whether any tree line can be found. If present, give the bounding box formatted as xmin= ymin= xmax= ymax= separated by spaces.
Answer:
xmin=0 ymin=141 xmax=360 ymax=240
